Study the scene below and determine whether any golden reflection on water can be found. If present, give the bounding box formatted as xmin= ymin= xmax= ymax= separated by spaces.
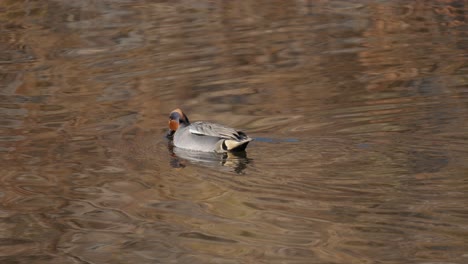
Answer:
xmin=1 ymin=1 xmax=468 ymax=264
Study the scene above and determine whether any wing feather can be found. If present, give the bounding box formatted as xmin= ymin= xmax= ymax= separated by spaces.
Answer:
xmin=189 ymin=122 xmax=246 ymax=140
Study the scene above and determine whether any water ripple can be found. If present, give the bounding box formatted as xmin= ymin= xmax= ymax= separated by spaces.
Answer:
xmin=1 ymin=1 xmax=467 ymax=264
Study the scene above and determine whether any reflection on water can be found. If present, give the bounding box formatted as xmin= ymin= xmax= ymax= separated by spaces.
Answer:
xmin=1 ymin=0 xmax=468 ymax=264
xmin=169 ymin=143 xmax=252 ymax=174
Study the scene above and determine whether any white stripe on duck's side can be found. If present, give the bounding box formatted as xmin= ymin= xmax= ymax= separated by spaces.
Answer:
xmin=167 ymin=109 xmax=252 ymax=153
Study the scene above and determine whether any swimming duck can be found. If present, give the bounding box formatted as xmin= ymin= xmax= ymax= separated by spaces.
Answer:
xmin=167 ymin=108 xmax=252 ymax=153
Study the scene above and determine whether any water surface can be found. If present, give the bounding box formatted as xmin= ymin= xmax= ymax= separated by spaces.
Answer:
xmin=1 ymin=1 xmax=468 ymax=263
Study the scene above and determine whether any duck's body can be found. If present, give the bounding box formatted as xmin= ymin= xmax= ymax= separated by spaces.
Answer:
xmin=167 ymin=109 xmax=252 ymax=153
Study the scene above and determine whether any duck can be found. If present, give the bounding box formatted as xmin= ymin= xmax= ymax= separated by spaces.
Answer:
xmin=167 ymin=108 xmax=253 ymax=153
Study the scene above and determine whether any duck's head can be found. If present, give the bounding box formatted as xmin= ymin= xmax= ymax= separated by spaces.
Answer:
xmin=167 ymin=108 xmax=190 ymax=138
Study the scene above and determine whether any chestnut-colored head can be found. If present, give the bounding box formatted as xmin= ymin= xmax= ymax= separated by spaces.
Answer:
xmin=168 ymin=108 xmax=190 ymax=133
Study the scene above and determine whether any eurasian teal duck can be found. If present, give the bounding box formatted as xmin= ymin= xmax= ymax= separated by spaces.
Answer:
xmin=167 ymin=109 xmax=252 ymax=152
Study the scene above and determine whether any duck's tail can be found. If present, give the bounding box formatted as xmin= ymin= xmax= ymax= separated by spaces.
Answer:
xmin=224 ymin=137 xmax=253 ymax=152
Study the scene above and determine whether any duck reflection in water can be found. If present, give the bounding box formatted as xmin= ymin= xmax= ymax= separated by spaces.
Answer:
xmin=167 ymin=142 xmax=251 ymax=174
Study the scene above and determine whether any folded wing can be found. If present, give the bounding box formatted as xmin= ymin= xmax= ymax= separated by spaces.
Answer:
xmin=189 ymin=121 xmax=249 ymax=140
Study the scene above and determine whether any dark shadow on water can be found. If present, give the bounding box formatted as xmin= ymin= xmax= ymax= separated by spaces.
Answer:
xmin=167 ymin=141 xmax=251 ymax=174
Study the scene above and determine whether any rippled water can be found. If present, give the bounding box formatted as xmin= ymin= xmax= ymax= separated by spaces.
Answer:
xmin=1 ymin=1 xmax=468 ymax=263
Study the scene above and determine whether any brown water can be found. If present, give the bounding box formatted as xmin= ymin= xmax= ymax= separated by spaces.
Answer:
xmin=1 ymin=1 xmax=468 ymax=263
